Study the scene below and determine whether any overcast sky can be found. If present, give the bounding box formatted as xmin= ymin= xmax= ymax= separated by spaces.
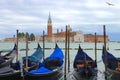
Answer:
xmin=0 ymin=0 xmax=120 ymax=41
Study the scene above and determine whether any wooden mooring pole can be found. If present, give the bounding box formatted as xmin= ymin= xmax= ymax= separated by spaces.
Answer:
xmin=94 ymin=32 xmax=97 ymax=66
xmin=103 ymin=25 xmax=107 ymax=79
xmin=67 ymin=25 xmax=70 ymax=72
xmin=25 ymin=32 xmax=28 ymax=72
xmin=16 ymin=29 xmax=19 ymax=62
xmin=0 ymin=51 xmax=1 ymax=56
xmin=43 ymin=30 xmax=45 ymax=61
xmin=64 ymin=25 xmax=68 ymax=80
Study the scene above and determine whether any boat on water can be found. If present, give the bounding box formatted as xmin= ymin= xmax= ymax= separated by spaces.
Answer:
xmin=25 ymin=43 xmax=64 ymax=80
xmin=0 ymin=44 xmax=17 ymax=68
xmin=0 ymin=43 xmax=43 ymax=80
xmin=73 ymin=45 xmax=97 ymax=80
xmin=102 ymin=46 xmax=120 ymax=80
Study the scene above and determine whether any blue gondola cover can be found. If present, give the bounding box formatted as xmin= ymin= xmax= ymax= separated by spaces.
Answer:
xmin=102 ymin=50 xmax=117 ymax=62
xmin=74 ymin=46 xmax=93 ymax=64
xmin=102 ymin=50 xmax=118 ymax=69
xmin=28 ymin=66 xmax=52 ymax=74
xmin=28 ymin=44 xmax=63 ymax=75
xmin=23 ymin=44 xmax=43 ymax=62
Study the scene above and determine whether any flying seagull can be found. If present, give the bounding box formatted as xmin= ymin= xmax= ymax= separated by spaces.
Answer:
xmin=106 ymin=2 xmax=114 ymax=6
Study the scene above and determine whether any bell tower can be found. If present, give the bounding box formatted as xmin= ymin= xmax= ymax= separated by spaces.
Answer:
xmin=47 ymin=12 xmax=52 ymax=37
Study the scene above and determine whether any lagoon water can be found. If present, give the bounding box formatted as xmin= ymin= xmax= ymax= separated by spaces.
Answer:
xmin=0 ymin=42 xmax=120 ymax=80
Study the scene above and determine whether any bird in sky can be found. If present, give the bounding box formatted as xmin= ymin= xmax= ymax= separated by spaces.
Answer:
xmin=106 ymin=2 xmax=114 ymax=6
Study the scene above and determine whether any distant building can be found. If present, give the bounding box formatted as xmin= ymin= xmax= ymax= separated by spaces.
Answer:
xmin=84 ymin=34 xmax=108 ymax=42
xmin=3 ymin=13 xmax=108 ymax=43
xmin=47 ymin=13 xmax=52 ymax=38
xmin=4 ymin=38 xmax=16 ymax=42
xmin=4 ymin=37 xmax=26 ymax=42
xmin=36 ymin=13 xmax=84 ymax=42
xmin=53 ymin=30 xmax=84 ymax=42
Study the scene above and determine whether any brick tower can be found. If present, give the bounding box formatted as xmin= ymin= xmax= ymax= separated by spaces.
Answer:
xmin=47 ymin=12 xmax=52 ymax=37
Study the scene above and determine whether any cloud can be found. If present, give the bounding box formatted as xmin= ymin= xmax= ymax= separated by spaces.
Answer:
xmin=0 ymin=0 xmax=120 ymax=41
xmin=0 ymin=9 xmax=40 ymax=21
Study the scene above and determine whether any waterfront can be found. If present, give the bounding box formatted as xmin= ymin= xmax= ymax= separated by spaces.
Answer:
xmin=0 ymin=42 xmax=120 ymax=80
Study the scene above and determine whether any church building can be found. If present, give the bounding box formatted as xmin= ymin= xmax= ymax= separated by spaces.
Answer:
xmin=36 ymin=13 xmax=84 ymax=42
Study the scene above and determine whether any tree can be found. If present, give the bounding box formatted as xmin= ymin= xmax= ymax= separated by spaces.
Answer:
xmin=21 ymin=32 xmax=25 ymax=37
xmin=25 ymin=32 xmax=30 ymax=40
xmin=17 ymin=32 xmax=35 ymax=41
xmin=29 ymin=33 xmax=35 ymax=41
xmin=18 ymin=32 xmax=25 ymax=38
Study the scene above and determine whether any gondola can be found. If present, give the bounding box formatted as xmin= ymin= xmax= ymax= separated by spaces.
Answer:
xmin=73 ymin=45 xmax=97 ymax=80
xmin=102 ymin=47 xmax=120 ymax=80
xmin=0 ymin=44 xmax=17 ymax=68
xmin=25 ymin=44 xmax=64 ymax=80
xmin=0 ymin=43 xmax=43 ymax=80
